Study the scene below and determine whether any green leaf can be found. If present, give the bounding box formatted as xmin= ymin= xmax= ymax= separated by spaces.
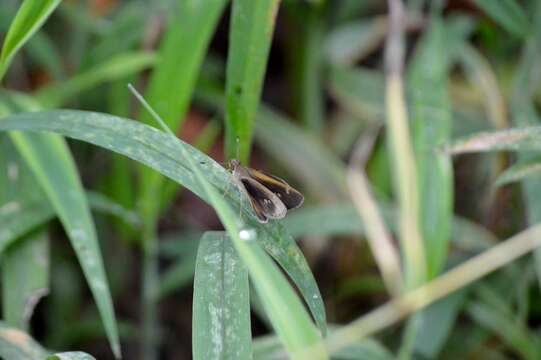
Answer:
xmin=134 ymin=101 xmax=326 ymax=357
xmin=252 ymin=334 xmax=283 ymax=358
xmin=47 ymin=352 xmax=96 ymax=360
xmin=0 ymin=109 xmax=327 ymax=356
xmin=332 ymin=339 xmax=395 ymax=360
xmin=225 ymin=0 xmax=280 ymax=163
xmin=509 ymin=2 xmax=541 ymax=289
xmin=84 ymin=3 xmax=148 ymax=66
xmin=159 ymin=119 xmax=223 ymax=214
xmin=0 ymin=322 xmax=49 ymax=360
xmin=0 ymin=95 xmax=121 ymax=355
xmin=495 ymin=158 xmax=541 ymax=187
xmin=284 ymin=2 xmax=325 ymax=133
xmin=467 ymin=301 xmax=540 ymax=360
xmin=412 ymin=290 xmax=467 ymax=358
xmin=85 ymin=191 xmax=140 ymax=228
xmin=233 ymin=238 xmax=325 ymax=358
xmin=0 ymin=192 xmax=139 ymax=254
xmin=56 ymin=2 xmax=110 ymax=36
xmin=409 ymin=16 xmax=454 ymax=277
xmin=35 ymin=51 xmax=158 ymax=107
xmin=255 ymin=107 xmax=347 ymax=200
xmin=258 ymin=226 xmax=327 ymax=337
xmin=456 ymin=43 xmax=507 ymax=131
xmin=9 ymin=133 xmax=120 ymax=358
xmin=324 ymin=11 xmax=429 ymax=66
xmin=2 ymin=231 xmax=49 ymax=331
xmin=336 ymin=275 xmax=386 ymax=299
xmin=253 ymin=334 xmax=393 ymax=360
xmin=159 ymin=230 xmax=202 ymax=259
xmin=329 ymin=66 xmax=478 ymax=140
xmin=0 ymin=97 xmax=120 ymax=359
xmin=325 ymin=18 xmax=388 ymax=66
xmin=135 ymin=80 xmax=326 ymax=350
xmin=283 ymin=204 xmax=371 ymax=238
xmin=137 ymin=0 xmax=227 ymax=224
xmin=26 ymin=31 xmax=64 ymax=80
xmin=329 ymin=112 xmax=368 ymax=157
xmin=441 ymin=324 xmax=494 ymax=360
xmin=192 ymin=232 xmax=251 ymax=360
xmin=109 ymin=110 xmax=330 ymax=335
xmin=446 ymin=127 xmax=541 ymax=154
xmin=0 ymin=133 xmax=50 ymax=259
xmin=283 ymin=203 xmax=497 ymax=251
xmin=140 ymin=0 xmax=227 ymax=132
xmin=473 ymin=0 xmax=530 ymax=38
xmin=0 ymin=0 xmax=61 ymax=81
xmin=158 ymin=255 xmax=196 ymax=299
xmin=0 ymin=109 xmax=226 ymax=210
xmin=135 ymin=11 xmax=228 ymax=336
xmin=157 ymin=232 xmax=201 ymax=298
xmin=0 ymin=198 xmax=52 ymax=253
xmin=328 ymin=66 xmax=385 ymax=123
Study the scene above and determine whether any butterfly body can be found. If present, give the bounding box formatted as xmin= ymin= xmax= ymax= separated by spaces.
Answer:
xmin=230 ymin=159 xmax=304 ymax=223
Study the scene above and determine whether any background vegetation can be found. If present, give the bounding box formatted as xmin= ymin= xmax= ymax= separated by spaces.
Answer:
xmin=1 ymin=0 xmax=541 ymax=359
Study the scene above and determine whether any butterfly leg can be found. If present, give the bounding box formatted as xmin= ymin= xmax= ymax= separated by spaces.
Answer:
xmin=222 ymin=179 xmax=232 ymax=199
xmin=221 ymin=174 xmax=244 ymax=222
xmin=221 ymin=161 xmax=235 ymax=199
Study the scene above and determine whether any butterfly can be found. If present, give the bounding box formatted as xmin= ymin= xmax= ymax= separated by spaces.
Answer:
xmin=229 ymin=159 xmax=304 ymax=223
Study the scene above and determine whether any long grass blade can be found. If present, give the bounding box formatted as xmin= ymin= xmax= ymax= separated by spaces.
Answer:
xmin=131 ymin=90 xmax=326 ymax=358
xmin=2 ymin=231 xmax=49 ymax=331
xmin=385 ymin=0 xmax=426 ymax=287
xmin=253 ymin=334 xmax=393 ymax=360
xmin=0 ymin=0 xmax=61 ymax=81
xmin=9 ymin=133 xmax=121 ymax=358
xmin=35 ymin=52 xmax=157 ymax=107
xmin=472 ymin=0 xmax=530 ymax=38
xmin=0 ymin=192 xmax=139 ymax=255
xmin=495 ymin=158 xmax=541 ymax=187
xmin=284 ymin=2 xmax=325 ymax=133
xmin=0 ymin=98 xmax=120 ymax=358
xmin=467 ymin=301 xmax=540 ymax=359
xmin=326 ymin=221 xmax=541 ymax=354
xmin=225 ymin=0 xmax=280 ymax=163
xmin=134 ymin=5 xmax=227 ymax=353
xmin=347 ymin=127 xmax=402 ymax=295
xmin=192 ymin=232 xmax=251 ymax=360
xmin=509 ymin=2 xmax=541 ymax=291
xmin=446 ymin=127 xmax=541 ymax=154
xmin=409 ymin=14 xmax=454 ymax=278
xmin=137 ymin=0 xmax=227 ymax=221
xmin=0 ymin=109 xmax=327 ymax=338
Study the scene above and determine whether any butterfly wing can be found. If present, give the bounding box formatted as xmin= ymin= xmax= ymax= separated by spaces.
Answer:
xmin=240 ymin=176 xmax=287 ymax=222
xmin=246 ymin=168 xmax=304 ymax=210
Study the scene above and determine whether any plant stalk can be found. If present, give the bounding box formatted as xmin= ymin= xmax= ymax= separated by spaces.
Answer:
xmin=384 ymin=0 xmax=426 ymax=288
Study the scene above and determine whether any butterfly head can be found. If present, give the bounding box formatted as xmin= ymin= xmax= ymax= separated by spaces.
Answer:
xmin=229 ymin=159 xmax=241 ymax=171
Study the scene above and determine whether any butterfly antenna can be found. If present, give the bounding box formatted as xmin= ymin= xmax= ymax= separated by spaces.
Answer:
xmin=127 ymin=83 xmax=176 ymax=138
xmin=235 ymin=137 xmax=240 ymax=161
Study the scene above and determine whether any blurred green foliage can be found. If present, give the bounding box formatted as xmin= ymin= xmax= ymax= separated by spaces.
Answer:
xmin=1 ymin=0 xmax=541 ymax=359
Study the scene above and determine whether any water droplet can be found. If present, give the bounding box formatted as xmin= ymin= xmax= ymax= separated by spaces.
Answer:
xmin=239 ymin=228 xmax=256 ymax=242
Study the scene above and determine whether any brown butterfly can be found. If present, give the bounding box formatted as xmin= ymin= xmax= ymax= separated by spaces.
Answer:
xmin=230 ymin=159 xmax=304 ymax=223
